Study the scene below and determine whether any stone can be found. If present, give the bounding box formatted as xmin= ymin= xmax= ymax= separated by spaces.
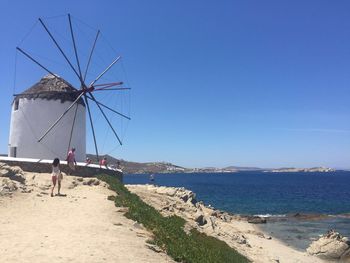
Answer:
xmin=194 ymin=212 xmax=207 ymax=226
xmin=115 ymin=207 xmax=129 ymax=213
xmin=207 ymin=216 xmax=216 ymax=230
xmin=133 ymin=222 xmax=145 ymax=230
xmin=341 ymin=249 xmax=350 ymax=262
xmin=247 ymin=216 xmax=267 ymax=224
xmin=232 ymin=234 xmax=248 ymax=245
xmin=68 ymin=181 xmax=79 ymax=189
xmin=220 ymin=213 xmax=232 ymax=222
xmin=145 ymin=244 xmax=162 ymax=253
xmin=0 ymin=164 xmax=25 ymax=184
xmin=307 ymin=230 xmax=350 ymax=261
xmin=83 ymin=178 xmax=99 ymax=186
xmin=0 ymin=178 xmax=18 ymax=195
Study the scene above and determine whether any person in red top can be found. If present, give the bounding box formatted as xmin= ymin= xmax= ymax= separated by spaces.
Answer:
xmin=100 ymin=157 xmax=108 ymax=168
xmin=66 ymin=148 xmax=77 ymax=174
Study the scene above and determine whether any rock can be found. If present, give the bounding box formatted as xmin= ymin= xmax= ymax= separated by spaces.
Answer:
xmin=68 ymin=181 xmax=79 ymax=189
xmin=207 ymin=216 xmax=216 ymax=230
xmin=145 ymin=244 xmax=162 ymax=253
xmin=0 ymin=169 xmax=8 ymax=176
xmin=93 ymin=180 xmax=100 ymax=186
xmin=307 ymin=230 xmax=350 ymax=261
xmin=83 ymin=178 xmax=100 ymax=186
xmin=292 ymin=213 xmax=328 ymax=220
xmin=256 ymin=232 xmax=265 ymax=238
xmin=161 ymin=205 xmax=170 ymax=211
xmin=196 ymin=201 xmax=204 ymax=208
xmin=232 ymin=234 xmax=248 ymax=245
xmin=115 ymin=207 xmax=129 ymax=213
xmin=341 ymin=249 xmax=350 ymax=262
xmin=0 ymin=178 xmax=19 ymax=195
xmin=211 ymin=210 xmax=219 ymax=217
xmin=177 ymin=188 xmax=196 ymax=204
xmin=220 ymin=213 xmax=232 ymax=222
xmin=155 ymin=186 xmax=176 ymax=196
xmin=133 ymin=222 xmax=145 ymax=230
xmin=247 ymin=216 xmax=267 ymax=224
xmin=194 ymin=212 xmax=207 ymax=226
xmin=0 ymin=163 xmax=25 ymax=184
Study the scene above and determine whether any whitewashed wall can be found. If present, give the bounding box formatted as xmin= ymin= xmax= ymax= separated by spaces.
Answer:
xmin=8 ymin=98 xmax=86 ymax=162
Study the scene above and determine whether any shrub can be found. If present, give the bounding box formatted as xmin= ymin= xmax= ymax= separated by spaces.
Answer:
xmin=98 ymin=174 xmax=249 ymax=263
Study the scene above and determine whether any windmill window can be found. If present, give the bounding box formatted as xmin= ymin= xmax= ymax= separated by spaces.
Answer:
xmin=14 ymin=100 xmax=19 ymax=111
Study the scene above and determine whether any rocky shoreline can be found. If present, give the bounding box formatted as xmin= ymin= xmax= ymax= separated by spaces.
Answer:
xmin=307 ymin=230 xmax=350 ymax=262
xmin=126 ymin=184 xmax=349 ymax=263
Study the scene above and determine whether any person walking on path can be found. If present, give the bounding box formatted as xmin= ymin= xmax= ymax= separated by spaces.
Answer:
xmin=51 ymin=158 xmax=63 ymax=197
xmin=66 ymin=148 xmax=77 ymax=174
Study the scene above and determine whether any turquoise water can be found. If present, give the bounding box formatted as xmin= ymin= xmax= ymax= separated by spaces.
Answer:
xmin=124 ymin=171 xmax=350 ymax=249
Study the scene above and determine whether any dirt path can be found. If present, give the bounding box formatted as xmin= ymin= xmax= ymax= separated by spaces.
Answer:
xmin=0 ymin=173 xmax=173 ymax=263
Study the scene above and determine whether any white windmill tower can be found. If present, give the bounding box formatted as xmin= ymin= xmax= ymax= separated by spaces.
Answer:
xmin=8 ymin=74 xmax=86 ymax=161
xmin=8 ymin=14 xmax=131 ymax=163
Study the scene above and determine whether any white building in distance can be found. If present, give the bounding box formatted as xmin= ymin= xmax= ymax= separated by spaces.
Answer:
xmin=8 ymin=74 xmax=86 ymax=161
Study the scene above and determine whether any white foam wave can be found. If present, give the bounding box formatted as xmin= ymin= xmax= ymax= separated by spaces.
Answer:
xmin=254 ymin=214 xmax=286 ymax=218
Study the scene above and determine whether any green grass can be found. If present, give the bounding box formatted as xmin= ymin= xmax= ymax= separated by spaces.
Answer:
xmin=98 ymin=174 xmax=250 ymax=263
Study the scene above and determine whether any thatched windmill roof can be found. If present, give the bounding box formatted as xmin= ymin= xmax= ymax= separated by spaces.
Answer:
xmin=15 ymin=74 xmax=85 ymax=106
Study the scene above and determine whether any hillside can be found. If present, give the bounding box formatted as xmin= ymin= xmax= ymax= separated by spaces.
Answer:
xmin=86 ymin=154 xmax=337 ymax=174
xmin=86 ymin=154 xmax=187 ymax=174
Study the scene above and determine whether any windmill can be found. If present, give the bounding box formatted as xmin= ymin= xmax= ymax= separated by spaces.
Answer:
xmin=8 ymin=14 xmax=131 ymax=163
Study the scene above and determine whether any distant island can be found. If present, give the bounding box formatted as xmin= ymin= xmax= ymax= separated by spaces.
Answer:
xmin=86 ymin=154 xmax=338 ymax=174
xmin=268 ymin=167 xmax=335 ymax=173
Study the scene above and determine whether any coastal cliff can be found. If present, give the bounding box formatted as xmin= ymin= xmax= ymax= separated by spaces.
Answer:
xmin=126 ymin=184 xmax=325 ymax=263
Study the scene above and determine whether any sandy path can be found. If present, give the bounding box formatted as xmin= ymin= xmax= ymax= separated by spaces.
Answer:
xmin=0 ymin=173 xmax=173 ymax=263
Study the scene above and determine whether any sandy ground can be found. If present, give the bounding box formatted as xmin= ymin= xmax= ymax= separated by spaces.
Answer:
xmin=127 ymin=184 xmax=326 ymax=263
xmin=0 ymin=173 xmax=174 ymax=263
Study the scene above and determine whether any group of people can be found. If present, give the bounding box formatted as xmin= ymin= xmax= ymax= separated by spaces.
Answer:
xmin=50 ymin=148 xmax=118 ymax=196
xmin=85 ymin=157 xmax=108 ymax=167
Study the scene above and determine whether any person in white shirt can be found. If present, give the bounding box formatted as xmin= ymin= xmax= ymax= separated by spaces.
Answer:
xmin=51 ymin=158 xmax=63 ymax=197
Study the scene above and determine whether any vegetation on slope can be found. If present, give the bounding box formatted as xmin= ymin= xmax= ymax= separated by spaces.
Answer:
xmin=98 ymin=174 xmax=249 ymax=263
xmin=88 ymin=154 xmax=186 ymax=174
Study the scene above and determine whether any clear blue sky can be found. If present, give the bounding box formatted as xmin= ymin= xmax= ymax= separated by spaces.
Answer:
xmin=1 ymin=0 xmax=350 ymax=169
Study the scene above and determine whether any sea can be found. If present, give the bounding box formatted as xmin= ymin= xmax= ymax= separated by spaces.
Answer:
xmin=124 ymin=171 xmax=350 ymax=250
